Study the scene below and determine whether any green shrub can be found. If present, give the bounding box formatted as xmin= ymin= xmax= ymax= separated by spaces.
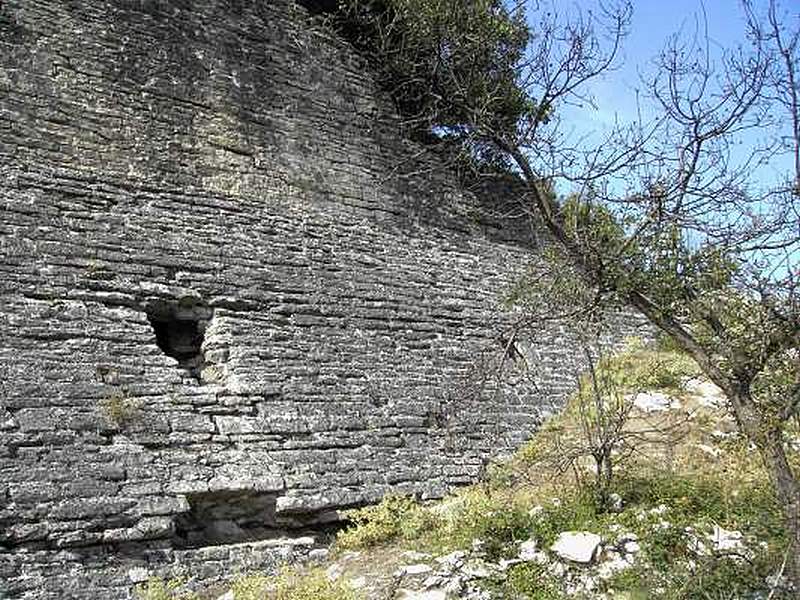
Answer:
xmin=568 ymin=340 xmax=700 ymax=412
xmin=607 ymin=549 xmax=789 ymax=600
xmin=678 ymin=553 xmax=785 ymax=600
xmin=528 ymin=491 xmax=602 ymax=548
xmin=100 ymin=389 xmax=139 ymax=427
xmin=599 ymin=471 xmax=788 ymax=599
xmin=435 ymin=489 xmax=535 ymax=558
xmin=487 ymin=562 xmax=563 ymax=600
xmin=336 ymin=495 xmax=434 ymax=550
xmin=231 ymin=568 xmax=360 ymax=600
xmin=134 ymin=578 xmax=198 ymax=600
xmin=333 ymin=0 xmax=533 ymax=143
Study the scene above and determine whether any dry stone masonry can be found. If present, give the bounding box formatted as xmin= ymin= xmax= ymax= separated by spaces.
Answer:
xmin=0 ymin=1 xmax=650 ymax=597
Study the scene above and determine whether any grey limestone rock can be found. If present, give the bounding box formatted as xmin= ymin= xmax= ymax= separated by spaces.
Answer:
xmin=0 ymin=0 xmax=651 ymax=597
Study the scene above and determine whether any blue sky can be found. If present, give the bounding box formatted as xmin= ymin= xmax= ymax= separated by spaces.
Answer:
xmin=556 ymin=0 xmax=757 ymax=143
xmin=528 ymin=1 xmax=799 ymax=272
xmin=541 ymin=0 xmax=798 ymax=192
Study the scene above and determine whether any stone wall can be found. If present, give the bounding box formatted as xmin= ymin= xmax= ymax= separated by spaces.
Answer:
xmin=0 ymin=1 xmax=649 ymax=598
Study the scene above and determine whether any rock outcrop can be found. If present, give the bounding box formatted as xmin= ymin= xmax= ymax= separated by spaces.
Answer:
xmin=0 ymin=1 xmax=649 ymax=597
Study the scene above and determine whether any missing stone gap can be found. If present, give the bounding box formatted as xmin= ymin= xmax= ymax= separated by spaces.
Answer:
xmin=145 ymin=299 xmax=213 ymax=382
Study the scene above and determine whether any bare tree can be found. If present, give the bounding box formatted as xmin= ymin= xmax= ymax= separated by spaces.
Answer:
xmin=334 ymin=0 xmax=800 ymax=588
xmin=334 ymin=0 xmax=800 ymax=589
xmin=486 ymin=0 xmax=800 ymax=587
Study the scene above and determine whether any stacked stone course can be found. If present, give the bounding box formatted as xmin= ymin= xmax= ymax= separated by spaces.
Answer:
xmin=0 ymin=1 xmax=648 ymax=597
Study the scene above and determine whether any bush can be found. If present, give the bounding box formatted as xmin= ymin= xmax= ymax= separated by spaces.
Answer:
xmin=333 ymin=0 xmax=533 ymax=141
xmin=134 ymin=578 xmax=198 ymax=600
xmin=488 ymin=562 xmax=563 ymax=600
xmin=437 ymin=488 xmax=535 ymax=558
xmin=570 ymin=339 xmax=700 ymax=409
xmin=527 ymin=491 xmax=601 ymax=548
xmin=336 ymin=495 xmax=435 ymax=550
xmin=232 ymin=568 xmax=360 ymax=600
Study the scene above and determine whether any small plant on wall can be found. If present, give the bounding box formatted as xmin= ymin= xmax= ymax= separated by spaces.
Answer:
xmin=99 ymin=388 xmax=140 ymax=428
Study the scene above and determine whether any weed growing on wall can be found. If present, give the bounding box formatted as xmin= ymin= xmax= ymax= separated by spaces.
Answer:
xmin=99 ymin=389 xmax=140 ymax=427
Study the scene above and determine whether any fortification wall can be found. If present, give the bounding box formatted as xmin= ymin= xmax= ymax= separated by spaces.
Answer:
xmin=0 ymin=1 xmax=649 ymax=597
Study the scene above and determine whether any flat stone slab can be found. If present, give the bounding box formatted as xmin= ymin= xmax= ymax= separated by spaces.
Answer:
xmin=632 ymin=391 xmax=681 ymax=412
xmin=550 ymin=531 xmax=602 ymax=563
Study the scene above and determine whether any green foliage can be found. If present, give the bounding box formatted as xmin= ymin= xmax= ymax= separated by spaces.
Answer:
xmin=689 ymin=291 xmax=800 ymax=402
xmin=675 ymin=552 xmax=790 ymax=600
xmin=600 ymin=471 xmax=787 ymax=598
xmin=606 ymin=546 xmax=789 ymax=600
xmin=527 ymin=492 xmax=602 ymax=547
xmin=559 ymin=191 xmax=741 ymax=324
xmin=515 ymin=340 xmax=700 ymax=504
xmin=99 ymin=389 xmax=139 ymax=427
xmin=336 ymin=495 xmax=436 ymax=550
xmin=134 ymin=578 xmax=198 ymax=600
xmin=487 ymin=562 xmax=563 ymax=600
xmin=231 ymin=568 xmax=360 ymax=600
xmin=583 ymin=339 xmax=700 ymax=398
xmin=542 ymin=338 xmax=700 ymax=427
xmin=334 ymin=0 xmax=532 ymax=140
xmin=437 ymin=489 xmax=536 ymax=558
xmin=561 ymin=194 xmax=628 ymax=258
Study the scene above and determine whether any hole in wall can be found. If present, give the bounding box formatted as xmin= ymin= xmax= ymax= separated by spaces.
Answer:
xmin=172 ymin=491 xmax=343 ymax=549
xmin=295 ymin=0 xmax=338 ymax=15
xmin=145 ymin=299 xmax=213 ymax=382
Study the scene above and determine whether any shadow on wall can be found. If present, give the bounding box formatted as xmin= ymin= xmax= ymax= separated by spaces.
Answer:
xmin=173 ymin=490 xmax=344 ymax=549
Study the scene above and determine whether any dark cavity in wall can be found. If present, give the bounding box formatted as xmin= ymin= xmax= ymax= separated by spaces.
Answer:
xmin=295 ymin=0 xmax=339 ymax=15
xmin=145 ymin=299 xmax=213 ymax=382
xmin=173 ymin=490 xmax=344 ymax=549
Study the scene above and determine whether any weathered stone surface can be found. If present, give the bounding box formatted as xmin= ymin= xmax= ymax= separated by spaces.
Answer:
xmin=0 ymin=0 xmax=650 ymax=597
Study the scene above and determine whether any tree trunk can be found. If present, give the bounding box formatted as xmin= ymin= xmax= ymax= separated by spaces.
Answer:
xmin=760 ymin=428 xmax=800 ymax=593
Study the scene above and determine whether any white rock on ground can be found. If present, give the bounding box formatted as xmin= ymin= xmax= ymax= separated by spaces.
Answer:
xmin=685 ymin=378 xmax=726 ymax=407
xmin=396 ymin=564 xmax=433 ymax=577
xmin=309 ymin=548 xmax=329 ymax=561
xmin=396 ymin=589 xmax=447 ymax=600
xmin=528 ymin=505 xmax=544 ymax=517
xmin=498 ymin=558 xmax=524 ymax=571
xmin=623 ymin=539 xmax=641 ymax=554
xmin=708 ymin=525 xmax=745 ymax=552
xmin=326 ymin=562 xmax=345 ymax=581
xmin=349 ymin=576 xmax=367 ymax=589
xmin=696 ymin=443 xmax=721 ymax=458
xmin=436 ymin=550 xmax=467 ymax=567
xmin=518 ymin=539 xmax=539 ymax=560
xmin=632 ymin=391 xmax=681 ymax=412
xmin=461 ymin=560 xmax=492 ymax=579
xmin=550 ymin=532 xmax=603 ymax=563
xmin=444 ymin=576 xmax=464 ymax=596
xmin=596 ymin=552 xmax=632 ymax=580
